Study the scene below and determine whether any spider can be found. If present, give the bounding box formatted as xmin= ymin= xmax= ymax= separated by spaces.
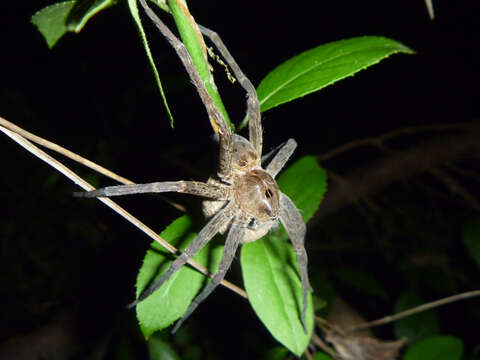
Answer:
xmin=75 ymin=0 xmax=312 ymax=333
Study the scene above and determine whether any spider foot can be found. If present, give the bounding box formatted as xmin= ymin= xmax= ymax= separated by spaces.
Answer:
xmin=73 ymin=189 xmax=106 ymax=198
xmin=171 ymin=318 xmax=184 ymax=334
xmin=126 ymin=299 xmax=138 ymax=309
xmin=301 ymin=313 xmax=308 ymax=334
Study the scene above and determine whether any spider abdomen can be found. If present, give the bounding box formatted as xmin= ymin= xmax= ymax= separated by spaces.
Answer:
xmin=233 ymin=169 xmax=280 ymax=222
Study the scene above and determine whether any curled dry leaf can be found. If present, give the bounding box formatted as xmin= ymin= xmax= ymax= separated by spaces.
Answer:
xmin=321 ymin=297 xmax=406 ymax=360
xmin=325 ymin=331 xmax=406 ymax=360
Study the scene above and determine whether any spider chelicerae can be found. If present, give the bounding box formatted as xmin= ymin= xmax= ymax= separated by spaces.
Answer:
xmin=75 ymin=0 xmax=312 ymax=333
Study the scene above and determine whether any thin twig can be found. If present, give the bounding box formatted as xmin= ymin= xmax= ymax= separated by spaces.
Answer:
xmin=327 ymin=171 xmax=374 ymax=219
xmin=0 ymin=116 xmax=132 ymax=184
xmin=447 ymin=164 xmax=480 ymax=183
xmin=431 ymin=168 xmax=480 ymax=211
xmin=346 ymin=289 xmax=480 ymax=333
xmin=312 ymin=122 xmax=480 ymax=223
xmin=0 ymin=123 xmax=247 ymax=299
xmin=312 ymin=332 xmax=339 ymax=359
xmin=0 ymin=116 xmax=186 ymax=212
xmin=318 ymin=122 xmax=471 ymax=163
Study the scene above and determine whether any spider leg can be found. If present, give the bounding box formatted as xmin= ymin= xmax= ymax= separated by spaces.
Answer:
xmin=74 ymin=181 xmax=227 ymax=199
xmin=265 ymin=139 xmax=297 ymax=178
xmin=171 ymin=220 xmax=244 ymax=333
xmin=139 ymin=0 xmax=233 ymax=181
xmin=198 ymin=25 xmax=263 ymax=158
xmin=278 ymin=192 xmax=312 ymax=333
xmin=128 ymin=201 xmax=235 ymax=308
xmin=261 ymin=141 xmax=286 ymax=164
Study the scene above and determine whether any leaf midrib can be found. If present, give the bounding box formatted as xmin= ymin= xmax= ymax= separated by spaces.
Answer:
xmin=259 ymin=43 xmax=402 ymax=107
xmin=261 ymin=239 xmax=302 ymax=351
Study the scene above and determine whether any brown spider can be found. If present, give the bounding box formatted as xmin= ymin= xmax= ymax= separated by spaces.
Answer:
xmin=75 ymin=0 xmax=312 ymax=333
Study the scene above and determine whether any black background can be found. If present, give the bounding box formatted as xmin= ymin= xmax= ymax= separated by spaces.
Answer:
xmin=0 ymin=0 xmax=476 ymax=359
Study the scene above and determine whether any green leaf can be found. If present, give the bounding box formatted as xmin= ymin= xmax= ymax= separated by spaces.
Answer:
xmin=335 ymin=268 xmax=388 ymax=299
xmin=127 ymin=0 xmax=174 ymax=126
xmin=31 ymin=1 xmax=75 ymax=48
xmin=148 ymin=333 xmax=181 ymax=360
xmin=462 ymin=217 xmax=480 ymax=268
xmin=241 ymin=234 xmax=313 ymax=357
xmin=257 ymin=36 xmax=414 ymax=112
xmin=31 ymin=0 xmax=116 ymax=48
xmin=241 ymin=156 xmax=326 ymax=356
xmin=314 ymin=353 xmax=335 ymax=360
xmin=168 ymin=0 xmax=232 ymax=130
xmin=276 ymin=155 xmax=327 ymax=223
xmin=264 ymin=346 xmax=289 ymax=360
xmin=394 ymin=292 xmax=439 ymax=344
xmin=403 ymin=335 xmax=463 ymax=360
xmin=65 ymin=0 xmax=117 ymax=33
xmin=135 ymin=215 xmax=223 ymax=338
xmin=150 ymin=0 xmax=171 ymax=14
xmin=136 ymin=156 xmax=325 ymax=348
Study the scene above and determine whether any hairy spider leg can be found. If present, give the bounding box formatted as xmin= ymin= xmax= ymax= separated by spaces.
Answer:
xmin=198 ymin=25 xmax=263 ymax=158
xmin=128 ymin=201 xmax=236 ymax=309
xmin=139 ymin=0 xmax=234 ymax=181
xmin=73 ymin=181 xmax=227 ymax=199
xmin=265 ymin=138 xmax=298 ymax=178
xmin=171 ymin=220 xmax=245 ymax=333
xmin=189 ymin=29 xmax=310 ymax=330
xmin=278 ymin=192 xmax=312 ymax=333
xmin=134 ymin=0 xmax=311 ymax=334
xmin=261 ymin=141 xmax=286 ymax=164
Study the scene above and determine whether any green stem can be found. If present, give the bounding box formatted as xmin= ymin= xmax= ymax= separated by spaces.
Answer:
xmin=167 ymin=0 xmax=233 ymax=130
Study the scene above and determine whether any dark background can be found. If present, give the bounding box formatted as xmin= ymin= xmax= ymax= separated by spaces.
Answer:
xmin=0 ymin=0 xmax=477 ymax=359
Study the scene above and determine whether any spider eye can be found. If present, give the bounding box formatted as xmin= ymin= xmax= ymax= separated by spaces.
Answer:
xmin=265 ymin=189 xmax=273 ymax=198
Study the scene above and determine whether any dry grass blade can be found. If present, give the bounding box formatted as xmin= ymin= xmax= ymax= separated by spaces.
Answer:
xmin=317 ymin=122 xmax=471 ymax=163
xmin=0 ymin=116 xmax=132 ymax=184
xmin=0 ymin=116 xmax=185 ymax=211
xmin=0 ymin=120 xmax=247 ymax=299
xmin=425 ymin=0 xmax=434 ymax=19
xmin=347 ymin=289 xmax=480 ymax=333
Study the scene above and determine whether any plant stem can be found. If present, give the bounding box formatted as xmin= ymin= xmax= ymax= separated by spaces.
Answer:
xmin=168 ymin=0 xmax=233 ymax=130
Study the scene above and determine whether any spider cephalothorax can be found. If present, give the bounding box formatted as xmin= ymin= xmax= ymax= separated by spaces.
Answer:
xmin=75 ymin=0 xmax=311 ymax=333
xmin=202 ymin=134 xmax=281 ymax=243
